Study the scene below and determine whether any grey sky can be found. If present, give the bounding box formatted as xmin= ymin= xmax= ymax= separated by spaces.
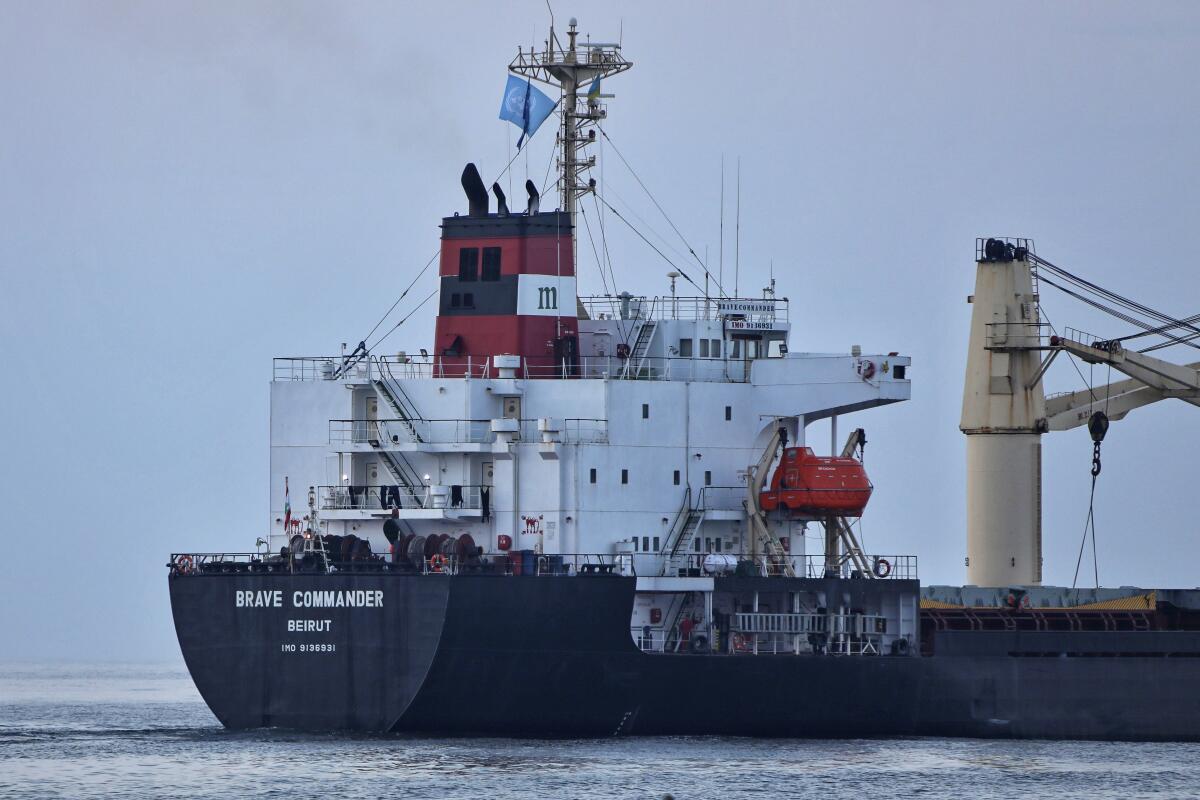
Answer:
xmin=2 ymin=1 xmax=1198 ymax=662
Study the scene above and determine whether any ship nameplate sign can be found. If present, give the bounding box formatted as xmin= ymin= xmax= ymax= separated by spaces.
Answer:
xmin=718 ymin=299 xmax=776 ymax=316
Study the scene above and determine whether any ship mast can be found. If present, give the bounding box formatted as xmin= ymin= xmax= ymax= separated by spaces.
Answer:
xmin=509 ymin=17 xmax=632 ymax=273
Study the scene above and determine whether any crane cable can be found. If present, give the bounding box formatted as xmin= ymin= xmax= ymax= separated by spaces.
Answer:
xmin=1071 ymin=365 xmax=1111 ymax=590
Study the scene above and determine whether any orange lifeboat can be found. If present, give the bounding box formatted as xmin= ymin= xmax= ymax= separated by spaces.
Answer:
xmin=759 ymin=447 xmax=873 ymax=517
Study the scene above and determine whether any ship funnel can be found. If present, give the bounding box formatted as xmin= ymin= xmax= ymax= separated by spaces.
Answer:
xmin=461 ymin=163 xmax=489 ymax=216
xmin=492 ymin=182 xmax=509 ymax=217
xmin=525 ymin=179 xmax=540 ymax=215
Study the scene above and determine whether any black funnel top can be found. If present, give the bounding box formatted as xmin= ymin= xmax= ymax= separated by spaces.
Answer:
xmin=492 ymin=182 xmax=509 ymax=217
xmin=525 ymin=179 xmax=540 ymax=215
xmin=461 ymin=163 xmax=489 ymax=217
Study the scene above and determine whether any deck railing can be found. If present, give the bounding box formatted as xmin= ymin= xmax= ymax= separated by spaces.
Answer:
xmin=580 ymin=295 xmax=788 ymax=324
xmin=275 ymin=354 xmax=773 ymax=383
xmin=167 ymin=552 xmax=626 ymax=577
xmin=329 ymin=418 xmax=609 ymax=446
xmin=317 ymin=484 xmax=483 ymax=511
xmin=661 ymin=553 xmax=918 ymax=581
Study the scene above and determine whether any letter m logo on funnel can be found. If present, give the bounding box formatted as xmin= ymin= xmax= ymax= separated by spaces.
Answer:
xmin=499 ymin=75 xmax=556 ymax=150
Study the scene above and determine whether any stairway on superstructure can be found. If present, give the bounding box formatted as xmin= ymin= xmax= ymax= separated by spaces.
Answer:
xmin=622 ymin=320 xmax=656 ymax=379
xmin=366 ymin=357 xmax=425 ymax=526
xmin=659 ymin=488 xmax=702 ymax=576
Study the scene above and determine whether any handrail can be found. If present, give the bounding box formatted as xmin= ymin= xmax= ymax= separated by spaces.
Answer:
xmin=168 ymin=552 xmax=630 ymax=577
xmin=330 ymin=418 xmax=609 ymax=446
xmin=375 ymin=357 xmax=426 ymax=431
xmin=658 ymin=487 xmax=693 ymax=572
xmin=580 ymin=294 xmax=789 ymax=323
xmin=276 ymin=354 xmax=783 ymax=384
xmin=318 ymin=484 xmax=485 ymax=512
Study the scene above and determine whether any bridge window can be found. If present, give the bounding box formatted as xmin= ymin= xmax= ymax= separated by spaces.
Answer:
xmin=710 ymin=339 xmax=721 ymax=358
xmin=678 ymin=339 xmax=693 ymax=357
xmin=458 ymin=248 xmax=478 ymax=281
xmin=482 ymin=247 xmax=501 ymax=281
xmin=699 ymin=339 xmax=709 ymax=358
xmin=729 ymin=339 xmax=741 ymax=359
xmin=894 ymin=365 xmax=906 ymax=379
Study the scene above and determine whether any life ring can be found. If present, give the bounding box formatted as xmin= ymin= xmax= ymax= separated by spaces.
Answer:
xmin=429 ymin=554 xmax=448 ymax=573
xmin=175 ymin=554 xmax=194 ymax=575
xmin=861 ymin=360 xmax=876 ymax=381
xmin=616 ymin=343 xmax=631 ymax=359
xmin=872 ymin=557 xmax=891 ymax=578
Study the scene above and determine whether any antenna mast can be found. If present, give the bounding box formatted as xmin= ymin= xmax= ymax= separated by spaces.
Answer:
xmin=509 ymin=18 xmax=632 ymax=274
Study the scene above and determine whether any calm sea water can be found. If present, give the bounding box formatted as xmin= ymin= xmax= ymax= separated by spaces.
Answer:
xmin=1 ymin=662 xmax=1196 ymax=799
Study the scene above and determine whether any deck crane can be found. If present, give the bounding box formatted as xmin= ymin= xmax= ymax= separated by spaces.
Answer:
xmin=961 ymin=238 xmax=1200 ymax=586
xmin=745 ymin=426 xmax=796 ymax=577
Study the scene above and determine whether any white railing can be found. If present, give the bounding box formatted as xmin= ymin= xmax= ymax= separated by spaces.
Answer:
xmin=517 ymin=418 xmax=609 ymax=443
xmin=732 ymin=612 xmax=888 ymax=656
xmin=329 ymin=419 xmax=493 ymax=445
xmin=580 ymin=295 xmax=788 ymax=324
xmin=660 ymin=553 xmax=918 ymax=581
xmin=318 ymin=484 xmax=483 ymax=511
xmin=330 ymin=418 xmax=609 ymax=446
xmin=276 ymin=354 xmax=773 ymax=383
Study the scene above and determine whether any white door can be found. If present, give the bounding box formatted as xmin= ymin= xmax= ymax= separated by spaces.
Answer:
xmin=365 ymin=395 xmax=379 ymax=441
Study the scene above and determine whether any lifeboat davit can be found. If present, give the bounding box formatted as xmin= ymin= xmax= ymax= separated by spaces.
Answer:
xmin=759 ymin=447 xmax=873 ymax=517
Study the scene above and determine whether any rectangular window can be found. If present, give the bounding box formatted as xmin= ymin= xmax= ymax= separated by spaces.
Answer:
xmin=450 ymin=293 xmax=461 ymax=308
xmin=642 ymin=536 xmax=650 ymax=552
xmin=673 ymin=470 xmax=680 ymax=486
xmin=482 ymin=247 xmax=501 ymax=281
xmin=458 ymin=248 xmax=478 ymax=281
xmin=678 ymin=339 xmax=693 ymax=357
xmin=462 ymin=292 xmax=474 ymax=307
xmin=621 ymin=469 xmax=629 ymax=484
xmin=694 ymin=537 xmax=701 ymax=553
xmin=632 ymin=537 xmax=639 ymax=552
xmin=711 ymin=339 xmax=721 ymax=358
xmin=641 ymin=403 xmax=649 ymax=419
xmin=589 ymin=468 xmax=597 ymax=484
xmin=653 ymin=536 xmax=660 ymax=551
xmin=730 ymin=339 xmax=741 ymax=358
xmin=715 ymin=539 xmax=722 ymax=553
xmin=704 ymin=470 xmax=712 ymax=486
xmin=894 ymin=365 xmax=906 ymax=380
xmin=699 ymin=339 xmax=709 ymax=358
xmin=725 ymin=405 xmax=732 ymax=421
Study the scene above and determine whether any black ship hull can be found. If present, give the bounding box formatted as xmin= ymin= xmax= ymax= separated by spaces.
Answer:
xmin=170 ymin=573 xmax=1200 ymax=740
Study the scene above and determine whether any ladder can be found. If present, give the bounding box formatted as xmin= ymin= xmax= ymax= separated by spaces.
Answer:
xmin=622 ymin=320 xmax=656 ymax=379
xmin=658 ymin=488 xmax=697 ymax=575
xmin=663 ymin=593 xmax=697 ymax=653
xmin=373 ymin=358 xmax=424 ymax=443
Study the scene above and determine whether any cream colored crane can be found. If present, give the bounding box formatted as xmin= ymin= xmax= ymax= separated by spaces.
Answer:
xmin=961 ymin=238 xmax=1200 ymax=586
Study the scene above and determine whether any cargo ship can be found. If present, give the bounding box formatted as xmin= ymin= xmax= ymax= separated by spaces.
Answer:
xmin=169 ymin=18 xmax=1200 ymax=739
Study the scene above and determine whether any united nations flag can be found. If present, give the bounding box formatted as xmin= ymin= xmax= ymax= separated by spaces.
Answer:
xmin=499 ymin=74 xmax=557 ymax=150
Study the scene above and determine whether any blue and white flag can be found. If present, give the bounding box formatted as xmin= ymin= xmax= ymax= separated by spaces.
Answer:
xmin=499 ymin=74 xmax=557 ymax=150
